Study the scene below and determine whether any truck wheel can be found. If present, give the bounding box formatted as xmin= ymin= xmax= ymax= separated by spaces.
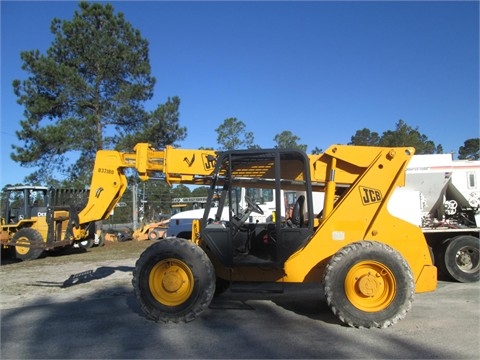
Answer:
xmin=78 ymin=238 xmax=94 ymax=249
xmin=132 ymin=238 xmax=215 ymax=323
xmin=13 ymin=228 xmax=45 ymax=261
xmin=323 ymin=241 xmax=414 ymax=328
xmin=442 ymin=236 xmax=479 ymax=283
xmin=148 ymin=229 xmax=161 ymax=241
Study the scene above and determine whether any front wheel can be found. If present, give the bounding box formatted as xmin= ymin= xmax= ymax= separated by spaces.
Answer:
xmin=323 ymin=241 xmax=414 ymax=328
xmin=13 ymin=228 xmax=45 ymax=261
xmin=132 ymin=238 xmax=215 ymax=323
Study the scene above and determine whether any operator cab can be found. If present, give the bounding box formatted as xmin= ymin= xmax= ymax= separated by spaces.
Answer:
xmin=200 ymin=149 xmax=315 ymax=267
xmin=2 ymin=186 xmax=49 ymax=224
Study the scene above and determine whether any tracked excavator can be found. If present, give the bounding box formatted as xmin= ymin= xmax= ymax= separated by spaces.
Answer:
xmin=65 ymin=143 xmax=441 ymax=328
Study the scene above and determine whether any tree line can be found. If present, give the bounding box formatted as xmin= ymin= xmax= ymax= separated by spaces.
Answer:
xmin=6 ymin=2 xmax=479 ymax=223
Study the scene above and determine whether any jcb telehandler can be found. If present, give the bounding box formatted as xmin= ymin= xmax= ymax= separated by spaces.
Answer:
xmin=77 ymin=143 xmax=437 ymax=328
xmin=1 ymin=186 xmax=94 ymax=260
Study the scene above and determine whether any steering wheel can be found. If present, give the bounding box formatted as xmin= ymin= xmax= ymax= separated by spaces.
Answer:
xmin=245 ymin=196 xmax=264 ymax=215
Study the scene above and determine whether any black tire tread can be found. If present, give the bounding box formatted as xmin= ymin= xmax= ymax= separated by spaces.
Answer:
xmin=443 ymin=235 xmax=480 ymax=283
xmin=13 ymin=228 xmax=45 ymax=261
xmin=323 ymin=241 xmax=414 ymax=329
xmin=132 ymin=238 xmax=215 ymax=323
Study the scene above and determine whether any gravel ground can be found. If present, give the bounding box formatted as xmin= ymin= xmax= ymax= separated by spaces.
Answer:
xmin=1 ymin=240 xmax=479 ymax=359
xmin=0 ymin=240 xmax=152 ymax=310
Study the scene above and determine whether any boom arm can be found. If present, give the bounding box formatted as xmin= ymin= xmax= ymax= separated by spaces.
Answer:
xmin=78 ymin=143 xmax=217 ymax=224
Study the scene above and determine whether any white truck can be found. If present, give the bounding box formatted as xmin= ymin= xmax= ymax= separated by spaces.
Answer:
xmin=389 ymin=153 xmax=479 ymax=283
xmin=166 ymin=187 xmax=280 ymax=239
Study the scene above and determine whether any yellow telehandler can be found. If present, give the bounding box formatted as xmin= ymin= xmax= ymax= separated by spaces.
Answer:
xmin=76 ymin=143 xmax=438 ymax=328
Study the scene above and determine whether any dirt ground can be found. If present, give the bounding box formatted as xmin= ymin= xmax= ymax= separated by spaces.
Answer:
xmin=0 ymin=240 xmax=153 ymax=310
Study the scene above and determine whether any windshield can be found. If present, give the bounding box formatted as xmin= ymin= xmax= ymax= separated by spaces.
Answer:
xmin=245 ymin=188 xmax=273 ymax=204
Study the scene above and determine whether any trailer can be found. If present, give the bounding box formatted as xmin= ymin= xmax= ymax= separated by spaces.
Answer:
xmin=389 ymin=154 xmax=480 ymax=282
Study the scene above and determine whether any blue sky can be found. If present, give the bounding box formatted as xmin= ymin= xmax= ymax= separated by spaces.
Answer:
xmin=1 ymin=1 xmax=479 ymax=186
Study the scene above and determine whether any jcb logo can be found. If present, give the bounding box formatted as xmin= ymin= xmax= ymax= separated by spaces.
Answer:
xmin=202 ymin=153 xmax=216 ymax=172
xmin=360 ymin=186 xmax=382 ymax=205
xmin=183 ymin=153 xmax=216 ymax=172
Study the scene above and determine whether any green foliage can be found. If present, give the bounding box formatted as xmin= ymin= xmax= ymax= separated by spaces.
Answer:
xmin=12 ymin=1 xmax=156 ymax=185
xmin=109 ymin=187 xmax=133 ymax=224
xmin=458 ymin=138 xmax=480 ymax=160
xmin=349 ymin=128 xmax=381 ymax=146
xmin=215 ymin=117 xmax=255 ymax=150
xmin=311 ymin=146 xmax=323 ymax=155
xmin=191 ymin=187 xmax=209 ymax=197
xmin=140 ymin=181 xmax=173 ymax=220
xmin=273 ymin=130 xmax=307 ymax=152
xmin=171 ymin=184 xmax=192 ymax=199
xmin=349 ymin=120 xmax=443 ymax=154
xmin=116 ymin=96 xmax=187 ymax=151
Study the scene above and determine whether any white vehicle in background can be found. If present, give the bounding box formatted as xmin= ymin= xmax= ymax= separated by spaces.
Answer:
xmin=389 ymin=153 xmax=479 ymax=282
xmin=167 ymin=187 xmax=289 ymax=239
xmin=166 ymin=186 xmax=325 ymax=239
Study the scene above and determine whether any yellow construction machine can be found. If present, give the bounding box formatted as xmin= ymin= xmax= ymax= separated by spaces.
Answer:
xmin=1 ymin=186 xmax=94 ymax=260
xmin=132 ymin=219 xmax=170 ymax=241
xmin=74 ymin=143 xmax=438 ymax=328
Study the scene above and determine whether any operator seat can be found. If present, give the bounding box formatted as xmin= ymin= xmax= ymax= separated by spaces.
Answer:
xmin=288 ymin=195 xmax=305 ymax=227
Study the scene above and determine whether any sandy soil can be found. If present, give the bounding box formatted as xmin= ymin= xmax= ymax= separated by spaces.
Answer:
xmin=0 ymin=240 xmax=153 ymax=310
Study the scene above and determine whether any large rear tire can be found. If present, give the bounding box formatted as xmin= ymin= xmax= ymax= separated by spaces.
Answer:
xmin=323 ymin=241 xmax=414 ymax=328
xmin=13 ymin=228 xmax=45 ymax=261
xmin=132 ymin=238 xmax=215 ymax=323
xmin=441 ymin=235 xmax=479 ymax=283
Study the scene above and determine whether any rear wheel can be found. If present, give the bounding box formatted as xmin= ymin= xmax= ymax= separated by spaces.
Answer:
xmin=148 ymin=229 xmax=161 ymax=241
xmin=323 ymin=241 xmax=414 ymax=328
xmin=132 ymin=238 xmax=215 ymax=323
xmin=440 ymin=236 xmax=479 ymax=283
xmin=78 ymin=238 xmax=94 ymax=249
xmin=13 ymin=228 xmax=45 ymax=261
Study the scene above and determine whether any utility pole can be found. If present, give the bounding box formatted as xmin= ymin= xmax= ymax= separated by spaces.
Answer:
xmin=132 ymin=183 xmax=138 ymax=230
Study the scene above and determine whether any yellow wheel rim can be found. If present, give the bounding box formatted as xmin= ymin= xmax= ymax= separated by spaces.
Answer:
xmin=149 ymin=258 xmax=194 ymax=306
xmin=15 ymin=237 xmax=31 ymax=256
xmin=345 ymin=261 xmax=396 ymax=312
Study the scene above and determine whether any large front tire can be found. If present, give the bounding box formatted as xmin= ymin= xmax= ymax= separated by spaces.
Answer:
xmin=132 ymin=238 xmax=215 ymax=323
xmin=323 ymin=241 xmax=414 ymax=328
xmin=13 ymin=228 xmax=45 ymax=261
